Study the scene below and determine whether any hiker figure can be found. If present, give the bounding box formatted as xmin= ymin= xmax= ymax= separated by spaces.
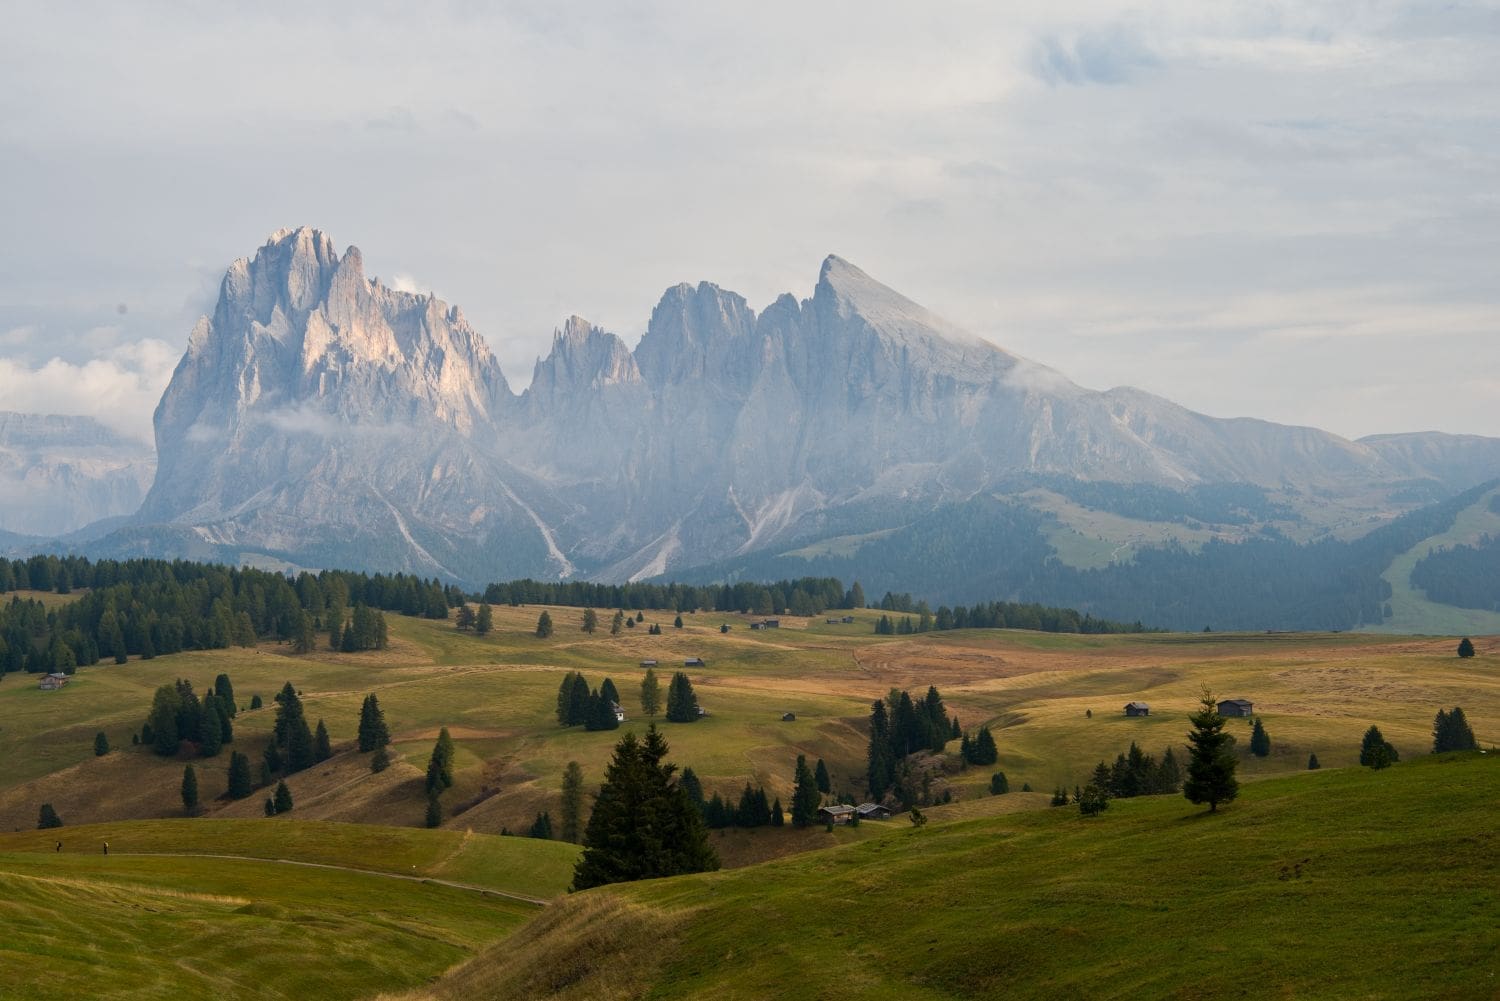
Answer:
xmin=102 ymin=841 xmax=109 ymax=855
xmin=55 ymin=841 xmax=62 ymax=853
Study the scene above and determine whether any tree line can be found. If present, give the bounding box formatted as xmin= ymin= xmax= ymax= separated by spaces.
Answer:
xmin=482 ymin=576 xmax=855 ymax=617
xmin=1410 ymin=534 xmax=1500 ymax=612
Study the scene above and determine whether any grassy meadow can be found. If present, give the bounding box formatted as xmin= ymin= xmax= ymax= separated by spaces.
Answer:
xmin=395 ymin=753 xmax=1500 ymax=1001
xmin=3 ymin=599 xmax=1496 ymax=842
xmin=0 ymin=818 xmax=565 ymax=1001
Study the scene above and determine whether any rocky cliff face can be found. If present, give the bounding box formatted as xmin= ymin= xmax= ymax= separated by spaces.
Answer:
xmin=101 ymin=228 xmax=1500 ymax=584
xmin=0 ymin=413 xmax=155 ymax=536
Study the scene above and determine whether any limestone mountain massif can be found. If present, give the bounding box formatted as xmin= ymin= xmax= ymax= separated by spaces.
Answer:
xmin=10 ymin=227 xmax=1500 ymax=604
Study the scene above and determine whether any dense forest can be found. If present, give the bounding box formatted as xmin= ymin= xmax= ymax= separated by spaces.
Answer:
xmin=482 ymin=577 xmax=850 ymax=617
xmin=1410 ymin=534 xmax=1500 ymax=612
xmin=0 ymin=556 xmax=428 ymax=675
xmin=1004 ymin=476 xmax=1297 ymax=526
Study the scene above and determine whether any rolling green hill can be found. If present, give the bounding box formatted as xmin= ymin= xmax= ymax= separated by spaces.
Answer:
xmin=397 ymin=753 xmax=1500 ymax=1001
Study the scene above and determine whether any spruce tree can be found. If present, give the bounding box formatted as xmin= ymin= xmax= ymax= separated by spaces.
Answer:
xmin=181 ymin=764 xmax=199 ymax=815
xmin=314 ymin=719 xmax=332 ymax=762
xmin=640 ymin=667 xmax=661 ymax=717
xmin=528 ymin=811 xmax=554 ymax=839
xmin=425 ymin=792 xmax=442 ymax=828
xmin=582 ymin=608 xmax=598 ymax=633
xmin=250 ymin=694 xmax=263 ymax=710
xmin=197 ymin=701 xmax=223 ymax=758
xmin=1359 ymin=725 xmax=1399 ymax=767
xmin=665 ymin=672 xmax=699 ymax=722
xmin=535 ymin=611 xmax=554 ymax=638
xmin=1250 ymin=718 xmax=1271 ymax=758
xmin=1078 ymin=782 xmax=1110 ymax=817
xmin=814 ymin=758 xmax=831 ymax=794
xmin=226 ymin=751 xmax=253 ymax=799
xmin=990 ymin=771 xmax=1009 ymax=795
xmin=425 ymin=726 xmax=456 ymax=794
xmin=93 ymin=731 xmax=110 ymax=756
xmin=771 ymin=797 xmax=785 ymax=826
xmin=273 ymin=780 xmax=293 ymax=814
xmin=600 ymin=677 xmax=620 ymax=708
xmin=1457 ymin=636 xmax=1475 ymax=658
xmin=475 ymin=603 xmax=493 ymax=635
xmin=560 ymin=761 xmax=585 ymax=843
xmin=866 ymin=699 xmax=894 ymax=800
xmin=791 ymin=754 xmax=820 ymax=828
xmin=1307 ymin=752 xmax=1321 ymax=770
xmin=571 ymin=726 xmax=719 ymax=890
xmin=674 ymin=615 xmax=684 ymax=629
xmin=1184 ymin=689 xmax=1239 ymax=813
xmin=147 ymin=684 xmax=181 ymax=756
xmin=358 ymin=694 xmax=390 ymax=752
xmin=455 ymin=605 xmax=476 ymax=631
xmin=214 ymin=674 xmax=236 ymax=716
xmin=1433 ymin=707 xmax=1478 ymax=753
xmin=371 ymin=746 xmax=391 ymax=773
xmin=37 ymin=803 xmax=63 ymax=829
xmin=610 ymin=609 xmax=624 ymax=635
xmin=971 ymin=725 xmax=998 ymax=766
xmin=293 ymin=612 xmax=316 ymax=654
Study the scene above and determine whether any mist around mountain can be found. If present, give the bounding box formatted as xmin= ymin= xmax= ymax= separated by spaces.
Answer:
xmin=5 ymin=227 xmax=1499 ymax=632
xmin=0 ymin=412 xmax=155 ymax=537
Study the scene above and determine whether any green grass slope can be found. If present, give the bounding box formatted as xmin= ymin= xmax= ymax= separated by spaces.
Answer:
xmin=0 ymin=819 xmax=576 ymax=1001
xmin=403 ymin=754 xmax=1500 ymax=1001
xmin=1368 ymin=484 xmax=1500 ymax=635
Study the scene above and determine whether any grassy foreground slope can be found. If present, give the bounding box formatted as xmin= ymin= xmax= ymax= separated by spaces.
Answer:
xmin=398 ymin=754 xmax=1500 ymax=1001
xmin=0 ymin=819 xmax=575 ymax=1001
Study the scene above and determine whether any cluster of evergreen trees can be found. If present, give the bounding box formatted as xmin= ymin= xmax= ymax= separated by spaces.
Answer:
xmin=142 ymin=674 xmax=237 ymax=758
xmin=555 ymin=673 xmax=623 ymax=731
xmin=0 ymin=557 xmax=428 ymax=677
xmin=1432 ymin=707 xmax=1477 ymax=753
xmin=481 ymin=576 xmax=855 ymax=617
xmin=262 ymin=682 xmax=330 ymax=781
xmin=698 ymin=780 xmax=783 ymax=830
xmin=959 ymin=726 xmax=997 ymax=766
xmin=572 ymin=726 xmax=719 ymax=890
xmin=1360 ymin=726 xmax=1400 ymax=769
xmin=873 ymin=598 xmax=1147 ymax=636
xmin=454 ymin=602 xmax=493 ymax=634
xmin=1088 ymin=742 xmax=1183 ymax=800
xmin=1410 ymin=535 xmax=1500 ymax=612
xmin=866 ymin=686 xmax=954 ymax=801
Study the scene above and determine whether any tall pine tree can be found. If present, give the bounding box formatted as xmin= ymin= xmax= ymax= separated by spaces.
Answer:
xmin=1184 ymin=689 xmax=1238 ymax=812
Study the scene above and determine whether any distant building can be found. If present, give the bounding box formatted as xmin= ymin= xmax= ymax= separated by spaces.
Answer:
xmin=38 ymin=672 xmax=69 ymax=691
xmin=826 ymin=618 xmax=841 ymax=624
xmin=841 ymin=616 xmax=855 ymax=624
xmin=1217 ymin=698 xmax=1254 ymax=717
xmin=1124 ymin=701 xmax=1151 ymax=717
xmin=854 ymin=802 xmax=892 ymax=820
xmin=750 ymin=619 xmax=781 ymax=631
xmin=695 ymin=705 xmax=709 ymax=718
xmin=610 ymin=701 xmax=626 ymax=723
xmin=818 ymin=804 xmax=857 ymax=825
xmin=684 ymin=658 xmax=705 ymax=667
xmin=639 ymin=659 xmax=658 ymax=668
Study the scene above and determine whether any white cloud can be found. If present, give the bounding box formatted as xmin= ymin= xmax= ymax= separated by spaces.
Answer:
xmin=0 ymin=339 xmax=177 ymax=443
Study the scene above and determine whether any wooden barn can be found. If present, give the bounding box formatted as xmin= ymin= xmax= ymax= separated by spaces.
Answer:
xmin=1218 ymin=698 xmax=1254 ymax=717
xmin=1124 ymin=701 xmax=1151 ymax=717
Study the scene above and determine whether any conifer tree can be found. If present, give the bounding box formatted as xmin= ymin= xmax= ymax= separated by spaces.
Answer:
xmin=990 ymin=772 xmax=1009 ymax=795
xmin=181 ymin=764 xmax=199 ymax=815
xmin=425 ymin=726 xmax=456 ymax=794
xmin=679 ymin=767 xmax=705 ymax=811
xmin=1078 ymin=782 xmax=1109 ymax=817
xmin=455 ymin=605 xmax=477 ymax=631
xmin=600 ymin=677 xmax=620 ymax=707
xmin=572 ymin=726 xmax=719 ymax=890
xmin=214 ymin=674 xmax=236 ymax=716
xmin=791 ymin=754 xmax=820 ymax=828
xmin=665 ymin=671 xmax=699 ymax=722
xmin=37 ymin=803 xmax=63 ymax=829
xmin=866 ymin=699 xmax=895 ymax=799
xmin=771 ymin=797 xmax=785 ymax=826
xmin=197 ymin=701 xmax=223 ymax=758
xmin=560 ymin=761 xmax=585 ymax=843
xmin=314 ymin=719 xmax=332 ymax=762
xmin=250 ymin=694 xmax=263 ymax=710
xmin=1307 ymin=752 xmax=1320 ymax=770
xmin=970 ymin=725 xmax=999 ymax=766
xmin=582 ymin=608 xmax=598 ymax=634
xmin=674 ymin=614 xmax=684 ymax=629
xmin=424 ymin=792 xmax=442 ymax=828
xmin=273 ymin=780 xmax=293 ymax=814
xmin=528 ymin=811 xmax=553 ymax=839
xmin=1184 ymin=689 xmax=1239 ymax=812
xmin=1156 ymin=746 xmax=1183 ymax=793
xmin=371 ymin=746 xmax=391 ymax=773
xmin=1457 ymin=636 xmax=1475 ymax=658
xmin=293 ymin=612 xmax=316 ymax=654
xmin=1359 ymin=725 xmax=1399 ymax=767
xmin=640 ymin=667 xmax=660 ymax=717
xmin=358 ymin=694 xmax=390 ymax=752
xmin=535 ymin=611 xmax=554 ymax=638
xmin=610 ymin=609 xmax=624 ymax=635
xmin=814 ymin=758 xmax=831 ymax=794
xmin=147 ymin=684 xmax=181 ymax=756
xmin=1433 ymin=707 xmax=1478 ymax=753
xmin=94 ymin=731 xmax=110 ymax=756
xmin=475 ymin=603 xmax=493 ymax=635
xmin=227 ymin=751 xmax=253 ymax=799
xmin=1250 ymin=718 xmax=1271 ymax=758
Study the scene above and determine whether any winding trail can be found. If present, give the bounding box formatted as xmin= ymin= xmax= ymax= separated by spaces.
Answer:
xmin=114 ymin=850 xmax=550 ymax=907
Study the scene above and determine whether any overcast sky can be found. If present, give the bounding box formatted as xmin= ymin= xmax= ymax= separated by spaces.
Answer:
xmin=2 ymin=1 xmax=1497 ymax=444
